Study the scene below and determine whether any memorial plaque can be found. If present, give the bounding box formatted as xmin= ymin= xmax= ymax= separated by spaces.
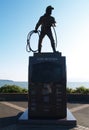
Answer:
xmin=28 ymin=52 xmax=67 ymax=119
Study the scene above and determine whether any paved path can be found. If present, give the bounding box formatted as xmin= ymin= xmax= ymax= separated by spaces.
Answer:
xmin=0 ymin=101 xmax=89 ymax=130
xmin=70 ymin=104 xmax=89 ymax=112
xmin=1 ymin=101 xmax=89 ymax=113
xmin=0 ymin=101 xmax=26 ymax=112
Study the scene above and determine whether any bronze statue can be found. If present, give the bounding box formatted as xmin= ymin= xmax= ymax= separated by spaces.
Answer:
xmin=35 ymin=6 xmax=56 ymax=53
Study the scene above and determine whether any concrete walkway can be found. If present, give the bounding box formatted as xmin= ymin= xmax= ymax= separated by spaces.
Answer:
xmin=70 ymin=104 xmax=89 ymax=112
xmin=1 ymin=101 xmax=89 ymax=114
xmin=0 ymin=101 xmax=26 ymax=112
xmin=0 ymin=101 xmax=89 ymax=130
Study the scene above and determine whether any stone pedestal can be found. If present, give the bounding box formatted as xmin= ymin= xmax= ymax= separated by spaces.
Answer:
xmin=18 ymin=52 xmax=77 ymax=127
xmin=28 ymin=52 xmax=66 ymax=119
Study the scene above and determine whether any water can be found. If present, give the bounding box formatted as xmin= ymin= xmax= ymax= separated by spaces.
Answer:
xmin=67 ymin=82 xmax=89 ymax=89
xmin=0 ymin=80 xmax=89 ymax=89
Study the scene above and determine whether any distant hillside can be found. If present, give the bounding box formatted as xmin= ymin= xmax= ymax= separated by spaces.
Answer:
xmin=0 ymin=79 xmax=89 ymax=89
xmin=0 ymin=79 xmax=28 ymax=89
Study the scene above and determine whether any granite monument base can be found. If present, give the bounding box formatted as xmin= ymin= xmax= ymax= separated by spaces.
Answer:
xmin=18 ymin=108 xmax=77 ymax=127
xmin=28 ymin=52 xmax=67 ymax=119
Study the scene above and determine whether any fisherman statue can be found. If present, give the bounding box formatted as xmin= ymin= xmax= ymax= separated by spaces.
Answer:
xmin=34 ymin=6 xmax=56 ymax=53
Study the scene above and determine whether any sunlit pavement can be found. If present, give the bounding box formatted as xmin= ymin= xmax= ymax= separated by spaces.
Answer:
xmin=0 ymin=101 xmax=89 ymax=130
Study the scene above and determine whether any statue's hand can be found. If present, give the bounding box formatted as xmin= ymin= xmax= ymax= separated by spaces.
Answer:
xmin=34 ymin=30 xmax=38 ymax=33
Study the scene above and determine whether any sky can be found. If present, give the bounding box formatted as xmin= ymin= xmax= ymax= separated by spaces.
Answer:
xmin=0 ymin=0 xmax=89 ymax=82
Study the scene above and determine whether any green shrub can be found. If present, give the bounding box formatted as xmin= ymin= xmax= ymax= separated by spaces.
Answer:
xmin=0 ymin=84 xmax=28 ymax=93
xmin=67 ymin=86 xmax=89 ymax=94
xmin=66 ymin=88 xmax=74 ymax=94
xmin=75 ymin=86 xmax=89 ymax=94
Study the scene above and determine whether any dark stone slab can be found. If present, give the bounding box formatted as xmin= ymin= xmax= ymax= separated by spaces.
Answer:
xmin=28 ymin=52 xmax=67 ymax=119
xmin=28 ymin=83 xmax=67 ymax=119
xmin=29 ymin=52 xmax=66 ymax=83
xmin=18 ymin=108 xmax=77 ymax=127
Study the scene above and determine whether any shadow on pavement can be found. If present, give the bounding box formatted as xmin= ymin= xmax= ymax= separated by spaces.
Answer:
xmin=0 ymin=112 xmax=23 ymax=128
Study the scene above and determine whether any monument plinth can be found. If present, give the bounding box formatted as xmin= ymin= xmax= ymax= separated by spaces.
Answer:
xmin=18 ymin=52 xmax=77 ymax=128
xmin=28 ymin=52 xmax=67 ymax=119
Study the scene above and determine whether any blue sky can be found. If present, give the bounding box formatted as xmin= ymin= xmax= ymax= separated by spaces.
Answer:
xmin=0 ymin=0 xmax=89 ymax=81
